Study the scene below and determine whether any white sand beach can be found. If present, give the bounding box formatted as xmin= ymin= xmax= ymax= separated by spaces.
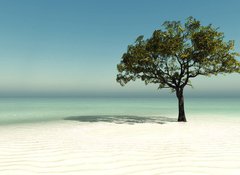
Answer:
xmin=0 ymin=117 xmax=240 ymax=175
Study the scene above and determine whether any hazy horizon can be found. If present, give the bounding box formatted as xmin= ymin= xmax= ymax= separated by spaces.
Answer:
xmin=0 ymin=0 xmax=239 ymax=97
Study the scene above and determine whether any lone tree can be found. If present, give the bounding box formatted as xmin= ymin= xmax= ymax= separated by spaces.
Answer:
xmin=116 ymin=17 xmax=240 ymax=122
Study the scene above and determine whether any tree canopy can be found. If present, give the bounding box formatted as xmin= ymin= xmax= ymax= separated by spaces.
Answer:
xmin=116 ymin=17 xmax=240 ymax=92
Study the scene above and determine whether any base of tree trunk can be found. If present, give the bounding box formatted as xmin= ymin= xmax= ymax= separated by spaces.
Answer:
xmin=178 ymin=116 xmax=187 ymax=122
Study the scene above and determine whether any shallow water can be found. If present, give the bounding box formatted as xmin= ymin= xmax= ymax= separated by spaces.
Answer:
xmin=0 ymin=97 xmax=239 ymax=125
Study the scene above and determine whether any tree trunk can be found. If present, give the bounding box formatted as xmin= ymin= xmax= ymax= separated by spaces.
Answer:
xmin=176 ymin=89 xmax=187 ymax=122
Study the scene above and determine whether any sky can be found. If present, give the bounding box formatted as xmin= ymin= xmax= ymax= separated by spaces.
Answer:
xmin=0 ymin=0 xmax=239 ymax=97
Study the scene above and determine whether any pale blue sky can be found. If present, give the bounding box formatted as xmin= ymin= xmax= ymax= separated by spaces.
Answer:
xmin=0 ymin=0 xmax=239 ymax=97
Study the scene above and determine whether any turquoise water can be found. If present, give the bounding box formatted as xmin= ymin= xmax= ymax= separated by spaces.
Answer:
xmin=0 ymin=97 xmax=239 ymax=125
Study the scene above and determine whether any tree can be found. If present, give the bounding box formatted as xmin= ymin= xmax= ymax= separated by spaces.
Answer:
xmin=116 ymin=17 xmax=240 ymax=122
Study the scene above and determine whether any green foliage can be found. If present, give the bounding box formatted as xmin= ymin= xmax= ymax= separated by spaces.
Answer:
xmin=116 ymin=17 xmax=240 ymax=92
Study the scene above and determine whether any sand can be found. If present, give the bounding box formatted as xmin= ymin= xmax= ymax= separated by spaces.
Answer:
xmin=0 ymin=117 xmax=240 ymax=175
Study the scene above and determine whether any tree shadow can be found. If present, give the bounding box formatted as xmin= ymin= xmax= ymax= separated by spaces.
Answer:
xmin=64 ymin=115 xmax=176 ymax=125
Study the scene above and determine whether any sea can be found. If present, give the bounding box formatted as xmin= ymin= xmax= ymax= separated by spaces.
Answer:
xmin=0 ymin=97 xmax=239 ymax=125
